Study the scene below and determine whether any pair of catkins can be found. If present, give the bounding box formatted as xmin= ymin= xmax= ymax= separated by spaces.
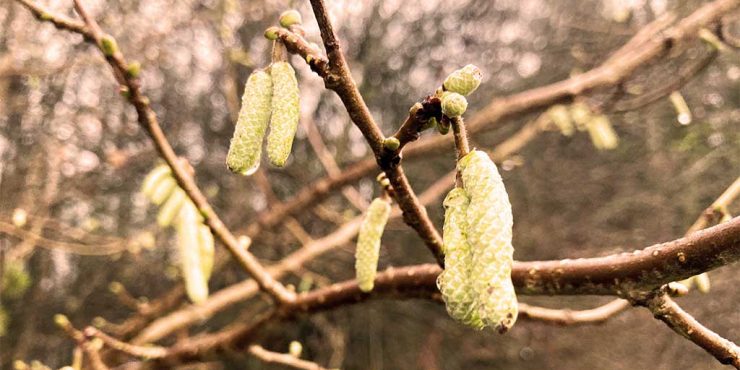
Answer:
xmin=141 ymin=164 xmax=214 ymax=304
xmin=438 ymin=150 xmax=518 ymax=334
xmin=226 ymin=12 xmax=302 ymax=175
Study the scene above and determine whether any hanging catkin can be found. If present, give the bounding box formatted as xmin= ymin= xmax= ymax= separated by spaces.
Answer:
xmin=266 ymin=61 xmax=300 ymax=167
xmin=459 ymin=150 xmax=518 ymax=333
xmin=197 ymin=224 xmax=215 ymax=281
xmin=355 ymin=197 xmax=391 ymax=292
xmin=226 ymin=70 xmax=273 ymax=175
xmin=437 ymin=188 xmax=484 ymax=329
xmin=176 ymin=202 xmax=209 ymax=303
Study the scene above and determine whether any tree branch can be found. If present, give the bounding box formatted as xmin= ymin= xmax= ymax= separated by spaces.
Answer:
xmin=248 ymin=345 xmax=331 ymax=370
xmin=634 ymin=291 xmax=740 ymax=367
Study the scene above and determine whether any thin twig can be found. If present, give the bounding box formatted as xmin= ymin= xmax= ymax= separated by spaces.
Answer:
xmin=249 ymin=345 xmax=331 ymax=370
xmin=634 ymin=290 xmax=740 ymax=367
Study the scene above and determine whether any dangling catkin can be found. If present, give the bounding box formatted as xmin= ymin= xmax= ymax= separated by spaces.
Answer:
xmin=459 ymin=150 xmax=518 ymax=333
xmin=149 ymin=177 xmax=177 ymax=206
xmin=437 ymin=188 xmax=484 ymax=329
xmin=141 ymin=164 xmax=171 ymax=197
xmin=266 ymin=62 xmax=300 ymax=167
xmin=197 ymin=224 xmax=215 ymax=281
xmin=355 ymin=197 xmax=391 ymax=292
xmin=157 ymin=188 xmax=186 ymax=227
xmin=176 ymin=202 xmax=209 ymax=303
xmin=226 ymin=70 xmax=273 ymax=175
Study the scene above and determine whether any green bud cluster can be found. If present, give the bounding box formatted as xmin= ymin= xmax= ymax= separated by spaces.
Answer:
xmin=441 ymin=92 xmax=468 ymax=118
xmin=443 ymin=64 xmax=482 ymax=96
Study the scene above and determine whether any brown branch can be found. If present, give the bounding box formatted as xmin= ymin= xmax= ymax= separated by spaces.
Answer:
xmin=248 ymin=345 xmax=331 ymax=370
xmin=634 ymin=290 xmax=740 ymax=367
xmin=517 ymin=300 xmax=630 ymax=326
xmin=18 ymin=0 xmax=295 ymax=304
xmin=83 ymin=327 xmax=168 ymax=359
xmin=289 ymin=217 xmax=740 ymax=313
xmin=300 ymin=0 xmax=445 ymax=265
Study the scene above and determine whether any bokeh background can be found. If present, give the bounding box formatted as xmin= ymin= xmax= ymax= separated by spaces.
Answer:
xmin=1 ymin=0 xmax=739 ymax=369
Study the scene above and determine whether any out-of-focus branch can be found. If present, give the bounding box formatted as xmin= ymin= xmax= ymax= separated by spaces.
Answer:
xmin=633 ymin=289 xmax=740 ymax=367
xmin=687 ymin=176 xmax=740 ymax=234
xmin=517 ymin=300 xmax=630 ymax=326
xmin=17 ymin=0 xmax=295 ymax=304
xmin=248 ymin=345 xmax=331 ymax=370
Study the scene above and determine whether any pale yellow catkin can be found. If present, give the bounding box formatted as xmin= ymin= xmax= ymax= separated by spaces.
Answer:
xmin=176 ymin=202 xmax=209 ymax=303
xmin=226 ymin=70 xmax=273 ymax=175
xmin=459 ymin=150 xmax=518 ymax=333
xmin=266 ymin=62 xmax=300 ymax=167
xmin=355 ymin=198 xmax=391 ymax=292
xmin=437 ymin=188 xmax=484 ymax=329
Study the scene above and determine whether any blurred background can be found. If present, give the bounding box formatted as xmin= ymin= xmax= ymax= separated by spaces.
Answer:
xmin=0 ymin=0 xmax=738 ymax=369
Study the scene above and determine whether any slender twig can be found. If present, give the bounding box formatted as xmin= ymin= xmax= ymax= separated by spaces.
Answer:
xmin=303 ymin=0 xmax=445 ymax=265
xmin=633 ymin=289 xmax=740 ymax=367
xmin=18 ymin=0 xmax=295 ymax=304
xmin=83 ymin=327 xmax=168 ymax=359
xmin=249 ymin=345 xmax=331 ymax=370
xmin=687 ymin=176 xmax=740 ymax=234
xmin=517 ymin=300 xmax=630 ymax=326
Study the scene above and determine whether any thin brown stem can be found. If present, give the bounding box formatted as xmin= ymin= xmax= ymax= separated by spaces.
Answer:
xmin=635 ymin=291 xmax=739 ymax=367
xmin=248 ymin=345 xmax=331 ymax=370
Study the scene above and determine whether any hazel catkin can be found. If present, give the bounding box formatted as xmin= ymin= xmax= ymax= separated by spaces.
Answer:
xmin=355 ymin=197 xmax=391 ymax=292
xmin=226 ymin=70 xmax=273 ymax=175
xmin=266 ymin=62 xmax=300 ymax=167
xmin=459 ymin=150 xmax=518 ymax=333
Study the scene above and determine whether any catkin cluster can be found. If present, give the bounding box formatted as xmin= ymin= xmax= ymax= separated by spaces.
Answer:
xmin=355 ymin=197 xmax=391 ymax=292
xmin=141 ymin=164 xmax=214 ymax=303
xmin=438 ymin=150 xmax=518 ymax=333
xmin=226 ymin=14 xmax=302 ymax=175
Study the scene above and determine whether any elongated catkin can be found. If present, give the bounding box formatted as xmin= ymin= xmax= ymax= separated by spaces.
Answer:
xmin=459 ymin=150 xmax=518 ymax=333
xmin=266 ymin=62 xmax=300 ymax=167
xmin=355 ymin=197 xmax=391 ymax=292
xmin=176 ymin=202 xmax=209 ymax=303
xmin=197 ymin=224 xmax=215 ymax=281
xmin=226 ymin=70 xmax=273 ymax=175
xmin=437 ymin=188 xmax=484 ymax=329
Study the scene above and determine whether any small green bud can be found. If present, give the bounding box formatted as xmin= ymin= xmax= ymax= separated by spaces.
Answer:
xmin=409 ymin=102 xmax=423 ymax=115
xmin=264 ymin=26 xmax=280 ymax=40
xmin=443 ymin=64 xmax=482 ymax=96
xmin=100 ymin=35 xmax=118 ymax=56
xmin=383 ymin=137 xmax=400 ymax=151
xmin=53 ymin=314 xmax=70 ymax=329
xmin=279 ymin=10 xmax=303 ymax=27
xmin=126 ymin=61 xmax=141 ymax=78
xmin=441 ymin=92 xmax=468 ymax=118
xmin=39 ymin=12 xmax=52 ymax=21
